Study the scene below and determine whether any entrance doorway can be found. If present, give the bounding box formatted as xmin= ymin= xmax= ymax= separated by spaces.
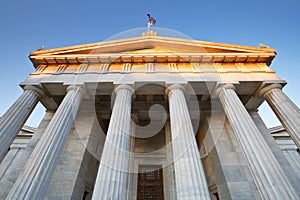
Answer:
xmin=137 ymin=165 xmax=164 ymax=200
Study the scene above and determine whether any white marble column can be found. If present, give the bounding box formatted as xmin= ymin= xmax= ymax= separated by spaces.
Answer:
xmin=166 ymin=84 xmax=210 ymax=200
xmin=92 ymin=84 xmax=134 ymax=200
xmin=260 ymin=83 xmax=300 ymax=149
xmin=6 ymin=85 xmax=86 ymax=200
xmin=126 ymin=119 xmax=135 ymax=200
xmin=164 ymin=120 xmax=177 ymax=199
xmin=216 ymin=84 xmax=298 ymax=200
xmin=0 ymin=86 xmax=44 ymax=162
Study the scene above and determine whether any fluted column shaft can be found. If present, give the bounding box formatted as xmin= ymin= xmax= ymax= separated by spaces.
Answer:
xmin=92 ymin=84 xmax=134 ymax=200
xmin=167 ymin=84 xmax=210 ymax=200
xmin=217 ymin=84 xmax=298 ymax=200
xmin=126 ymin=119 xmax=135 ymax=200
xmin=6 ymin=85 xmax=85 ymax=200
xmin=0 ymin=86 xmax=43 ymax=161
xmin=260 ymin=84 xmax=300 ymax=149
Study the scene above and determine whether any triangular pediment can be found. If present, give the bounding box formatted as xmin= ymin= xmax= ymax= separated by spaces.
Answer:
xmin=29 ymin=35 xmax=276 ymax=66
xmin=30 ymin=35 xmax=276 ymax=56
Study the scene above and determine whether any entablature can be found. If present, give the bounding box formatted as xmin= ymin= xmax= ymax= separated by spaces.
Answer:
xmin=31 ymin=62 xmax=274 ymax=75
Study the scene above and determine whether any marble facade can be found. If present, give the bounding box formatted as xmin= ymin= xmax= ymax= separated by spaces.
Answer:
xmin=0 ymin=31 xmax=299 ymax=199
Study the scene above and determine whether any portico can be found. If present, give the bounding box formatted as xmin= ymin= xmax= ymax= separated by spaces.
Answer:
xmin=0 ymin=32 xmax=299 ymax=199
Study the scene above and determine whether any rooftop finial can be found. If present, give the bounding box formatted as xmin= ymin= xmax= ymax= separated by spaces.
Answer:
xmin=142 ymin=30 xmax=157 ymax=37
xmin=258 ymin=43 xmax=269 ymax=48
xmin=35 ymin=45 xmax=45 ymax=51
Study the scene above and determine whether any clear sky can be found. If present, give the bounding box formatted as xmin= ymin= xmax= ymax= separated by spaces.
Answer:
xmin=0 ymin=0 xmax=299 ymax=128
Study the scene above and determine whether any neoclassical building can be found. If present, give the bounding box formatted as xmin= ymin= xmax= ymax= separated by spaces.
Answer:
xmin=0 ymin=30 xmax=300 ymax=200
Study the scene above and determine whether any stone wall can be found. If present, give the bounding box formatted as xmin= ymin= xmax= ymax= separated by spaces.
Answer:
xmin=199 ymin=111 xmax=260 ymax=200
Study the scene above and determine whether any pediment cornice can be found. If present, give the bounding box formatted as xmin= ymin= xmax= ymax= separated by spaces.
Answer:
xmin=29 ymin=36 xmax=276 ymax=67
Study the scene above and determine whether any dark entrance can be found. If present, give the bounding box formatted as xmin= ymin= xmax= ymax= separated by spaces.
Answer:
xmin=137 ymin=165 xmax=164 ymax=200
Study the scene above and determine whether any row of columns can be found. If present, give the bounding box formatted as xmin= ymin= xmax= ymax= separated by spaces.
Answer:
xmin=216 ymin=84 xmax=298 ymax=199
xmin=0 ymin=82 xmax=299 ymax=199
xmin=6 ymin=85 xmax=85 ymax=199
xmin=92 ymin=83 xmax=210 ymax=199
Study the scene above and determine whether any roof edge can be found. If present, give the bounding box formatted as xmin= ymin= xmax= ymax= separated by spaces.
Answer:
xmin=30 ymin=35 xmax=276 ymax=56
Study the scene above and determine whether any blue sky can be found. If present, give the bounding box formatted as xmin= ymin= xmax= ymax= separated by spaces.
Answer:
xmin=0 ymin=0 xmax=299 ymax=127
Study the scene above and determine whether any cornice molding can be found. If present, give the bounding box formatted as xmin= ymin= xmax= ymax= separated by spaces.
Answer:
xmin=30 ymin=36 xmax=276 ymax=56
xmin=30 ymin=52 xmax=276 ymax=67
xmin=29 ymin=36 xmax=276 ymax=68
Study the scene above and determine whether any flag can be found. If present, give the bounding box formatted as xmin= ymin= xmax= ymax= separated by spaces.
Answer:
xmin=147 ymin=14 xmax=156 ymax=27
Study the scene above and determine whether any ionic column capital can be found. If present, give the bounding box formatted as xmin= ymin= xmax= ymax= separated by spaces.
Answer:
xmin=24 ymin=85 xmax=45 ymax=98
xmin=66 ymin=84 xmax=85 ymax=93
xmin=165 ymin=83 xmax=186 ymax=95
xmin=215 ymin=84 xmax=236 ymax=97
xmin=259 ymin=83 xmax=282 ymax=96
xmin=66 ymin=85 xmax=89 ymax=99
xmin=114 ymin=84 xmax=135 ymax=95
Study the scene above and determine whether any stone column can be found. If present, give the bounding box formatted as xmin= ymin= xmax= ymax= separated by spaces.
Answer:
xmin=166 ymin=84 xmax=210 ymax=200
xmin=259 ymin=83 xmax=300 ymax=149
xmin=0 ymin=86 xmax=44 ymax=162
xmin=92 ymin=84 xmax=134 ymax=200
xmin=126 ymin=119 xmax=135 ymax=200
xmin=6 ymin=85 xmax=86 ymax=200
xmin=164 ymin=120 xmax=177 ymax=199
xmin=216 ymin=84 xmax=298 ymax=200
